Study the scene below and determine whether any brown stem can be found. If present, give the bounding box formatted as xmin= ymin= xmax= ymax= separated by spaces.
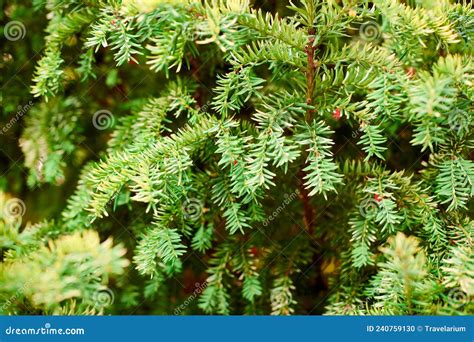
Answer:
xmin=298 ymin=29 xmax=318 ymax=234
xmin=304 ymin=28 xmax=318 ymax=122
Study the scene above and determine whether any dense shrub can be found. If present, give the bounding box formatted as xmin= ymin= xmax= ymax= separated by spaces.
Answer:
xmin=1 ymin=0 xmax=473 ymax=315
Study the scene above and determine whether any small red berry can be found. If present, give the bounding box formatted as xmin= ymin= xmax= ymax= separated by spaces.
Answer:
xmin=374 ymin=194 xmax=382 ymax=202
xmin=233 ymin=160 xmax=237 ymax=166
xmin=250 ymin=247 xmax=258 ymax=256
xmin=332 ymin=108 xmax=341 ymax=120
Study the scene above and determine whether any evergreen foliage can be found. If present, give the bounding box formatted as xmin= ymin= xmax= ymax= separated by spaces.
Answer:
xmin=1 ymin=0 xmax=473 ymax=315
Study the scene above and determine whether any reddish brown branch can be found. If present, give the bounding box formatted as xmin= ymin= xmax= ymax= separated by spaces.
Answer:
xmin=304 ymin=28 xmax=318 ymax=122
xmin=299 ymin=28 xmax=318 ymax=234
